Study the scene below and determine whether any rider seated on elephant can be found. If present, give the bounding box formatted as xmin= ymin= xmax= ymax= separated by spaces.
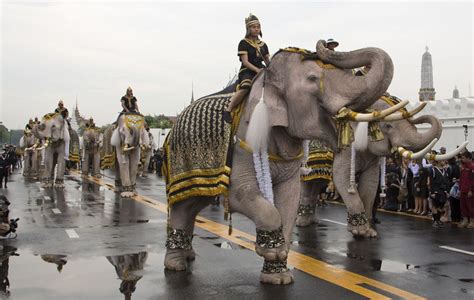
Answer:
xmin=225 ymin=14 xmax=270 ymax=118
xmin=54 ymin=100 xmax=71 ymax=160
xmin=119 ymin=87 xmax=141 ymax=151
xmin=86 ymin=117 xmax=96 ymax=129
xmin=121 ymin=87 xmax=140 ymax=114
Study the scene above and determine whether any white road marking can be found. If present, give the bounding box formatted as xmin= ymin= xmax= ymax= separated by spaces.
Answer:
xmin=44 ymin=196 xmax=51 ymax=201
xmin=65 ymin=229 xmax=79 ymax=239
xmin=439 ymin=245 xmax=474 ymax=256
xmin=52 ymin=208 xmax=61 ymax=214
xmin=321 ymin=219 xmax=347 ymax=226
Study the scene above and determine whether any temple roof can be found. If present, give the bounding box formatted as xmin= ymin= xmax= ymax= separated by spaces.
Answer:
xmin=407 ymin=96 xmax=474 ymax=119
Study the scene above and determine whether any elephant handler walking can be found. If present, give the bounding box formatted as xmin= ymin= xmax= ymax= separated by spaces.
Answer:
xmin=458 ymin=151 xmax=474 ymax=228
xmin=225 ymin=14 xmax=270 ymax=118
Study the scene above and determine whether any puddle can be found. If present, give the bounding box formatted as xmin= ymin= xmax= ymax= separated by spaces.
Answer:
xmin=370 ymin=259 xmax=420 ymax=273
xmin=214 ymin=242 xmax=233 ymax=249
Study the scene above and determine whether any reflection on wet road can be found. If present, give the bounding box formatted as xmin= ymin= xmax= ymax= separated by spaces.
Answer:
xmin=0 ymin=170 xmax=472 ymax=299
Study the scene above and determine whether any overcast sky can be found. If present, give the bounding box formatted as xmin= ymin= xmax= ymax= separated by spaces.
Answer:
xmin=1 ymin=0 xmax=473 ymax=129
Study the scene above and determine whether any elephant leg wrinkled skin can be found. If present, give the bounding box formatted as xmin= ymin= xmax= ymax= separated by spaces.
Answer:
xmin=332 ymin=148 xmax=371 ymax=237
xmin=42 ymin=149 xmax=55 ymax=188
xmin=93 ymin=151 xmax=101 ymax=178
xmin=54 ymin=145 xmax=66 ymax=189
xmin=229 ymin=147 xmax=288 ymax=264
xmin=357 ymin=163 xmax=380 ymax=238
xmin=82 ymin=150 xmax=90 ymax=176
xmin=164 ymin=197 xmax=213 ymax=271
xmin=259 ymin=171 xmax=302 ymax=285
xmin=116 ymin=148 xmax=140 ymax=197
xmin=296 ymin=180 xmax=326 ymax=227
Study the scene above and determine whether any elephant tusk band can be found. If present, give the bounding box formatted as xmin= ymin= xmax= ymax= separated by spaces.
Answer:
xmin=424 ymin=141 xmax=469 ymax=161
xmin=381 ymin=102 xmax=427 ymax=121
xmin=396 ymin=138 xmax=438 ymax=159
xmin=349 ymin=100 xmax=409 ymax=122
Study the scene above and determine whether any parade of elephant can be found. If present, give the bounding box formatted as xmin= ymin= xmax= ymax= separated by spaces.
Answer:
xmin=160 ymin=40 xmax=404 ymax=285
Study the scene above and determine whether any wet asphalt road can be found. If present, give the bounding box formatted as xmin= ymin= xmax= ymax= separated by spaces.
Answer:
xmin=0 ymin=169 xmax=472 ymax=300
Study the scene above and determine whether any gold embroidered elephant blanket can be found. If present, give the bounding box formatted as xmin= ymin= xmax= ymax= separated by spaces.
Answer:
xmin=301 ymin=139 xmax=333 ymax=182
xmin=162 ymin=93 xmax=243 ymax=206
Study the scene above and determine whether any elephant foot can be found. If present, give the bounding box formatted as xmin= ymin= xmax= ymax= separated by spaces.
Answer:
xmin=164 ymin=249 xmax=188 ymax=271
xmin=55 ymin=183 xmax=65 ymax=189
xmin=347 ymin=212 xmax=376 ymax=237
xmin=55 ymin=179 xmax=65 ymax=189
xmin=185 ymin=249 xmax=196 ymax=261
xmin=260 ymin=261 xmax=293 ymax=285
xmin=141 ymin=174 xmax=148 ymax=178
xmin=255 ymin=226 xmax=287 ymax=261
xmin=120 ymin=191 xmax=135 ymax=198
xmin=41 ymin=182 xmax=53 ymax=188
xmin=296 ymin=204 xmax=317 ymax=227
xmin=165 ymin=228 xmax=194 ymax=271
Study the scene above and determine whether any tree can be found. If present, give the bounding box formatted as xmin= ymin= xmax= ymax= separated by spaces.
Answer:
xmin=143 ymin=114 xmax=172 ymax=129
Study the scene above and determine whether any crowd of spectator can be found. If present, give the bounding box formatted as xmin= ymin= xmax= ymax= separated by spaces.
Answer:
xmin=379 ymin=148 xmax=474 ymax=228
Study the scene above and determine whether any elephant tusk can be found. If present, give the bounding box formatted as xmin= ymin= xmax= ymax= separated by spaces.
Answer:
xmin=395 ymin=138 xmax=438 ymax=159
xmin=346 ymin=100 xmax=409 ymax=122
xmin=424 ymin=141 xmax=469 ymax=161
xmin=380 ymin=102 xmax=427 ymax=121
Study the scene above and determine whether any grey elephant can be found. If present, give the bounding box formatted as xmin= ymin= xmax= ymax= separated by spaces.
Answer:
xmin=332 ymin=98 xmax=454 ymax=237
xmin=106 ymin=252 xmax=148 ymax=299
xmin=82 ymin=127 xmax=103 ymax=177
xmin=108 ymin=113 xmax=149 ymax=198
xmin=32 ymin=113 xmax=68 ymax=188
xmin=162 ymin=40 xmax=395 ymax=285
xmin=19 ymin=130 xmax=39 ymax=178
xmin=139 ymin=128 xmax=155 ymax=177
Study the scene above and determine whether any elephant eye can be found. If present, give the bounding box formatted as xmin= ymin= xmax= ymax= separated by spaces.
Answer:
xmin=383 ymin=123 xmax=393 ymax=129
xmin=307 ymin=74 xmax=318 ymax=82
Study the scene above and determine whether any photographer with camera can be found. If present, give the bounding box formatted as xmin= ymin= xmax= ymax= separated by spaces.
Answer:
xmin=0 ymin=196 xmax=18 ymax=238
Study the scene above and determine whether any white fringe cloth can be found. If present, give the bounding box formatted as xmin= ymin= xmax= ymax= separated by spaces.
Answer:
xmin=348 ymin=144 xmax=357 ymax=194
xmin=379 ymin=157 xmax=386 ymax=197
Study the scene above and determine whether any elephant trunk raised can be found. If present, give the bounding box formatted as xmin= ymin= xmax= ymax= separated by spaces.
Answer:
xmin=316 ymin=40 xmax=394 ymax=114
xmin=403 ymin=115 xmax=442 ymax=151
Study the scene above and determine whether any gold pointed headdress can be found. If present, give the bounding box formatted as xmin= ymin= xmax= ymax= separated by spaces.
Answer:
xmin=245 ymin=13 xmax=262 ymax=37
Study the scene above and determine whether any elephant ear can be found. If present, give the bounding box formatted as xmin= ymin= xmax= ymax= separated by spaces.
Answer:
xmin=263 ymin=55 xmax=288 ymax=128
xmin=264 ymin=84 xmax=288 ymax=128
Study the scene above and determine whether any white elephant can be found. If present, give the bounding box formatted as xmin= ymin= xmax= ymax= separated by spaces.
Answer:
xmin=19 ymin=130 xmax=39 ymax=178
xmin=32 ymin=113 xmax=69 ymax=188
xmin=139 ymin=129 xmax=155 ymax=177
xmin=82 ymin=127 xmax=103 ymax=177
xmin=163 ymin=41 xmax=395 ymax=285
xmin=109 ymin=113 xmax=149 ymax=197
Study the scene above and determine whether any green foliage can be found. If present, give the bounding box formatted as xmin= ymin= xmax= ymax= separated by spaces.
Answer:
xmin=0 ymin=125 xmax=22 ymax=146
xmin=143 ymin=114 xmax=173 ymax=129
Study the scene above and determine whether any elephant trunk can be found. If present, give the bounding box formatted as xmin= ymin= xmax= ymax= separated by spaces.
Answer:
xmin=316 ymin=40 xmax=394 ymax=112
xmin=32 ymin=124 xmax=42 ymax=139
xmin=404 ymin=115 xmax=442 ymax=151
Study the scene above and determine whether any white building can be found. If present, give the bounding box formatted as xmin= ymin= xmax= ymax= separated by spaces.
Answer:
xmin=412 ymin=95 xmax=474 ymax=152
